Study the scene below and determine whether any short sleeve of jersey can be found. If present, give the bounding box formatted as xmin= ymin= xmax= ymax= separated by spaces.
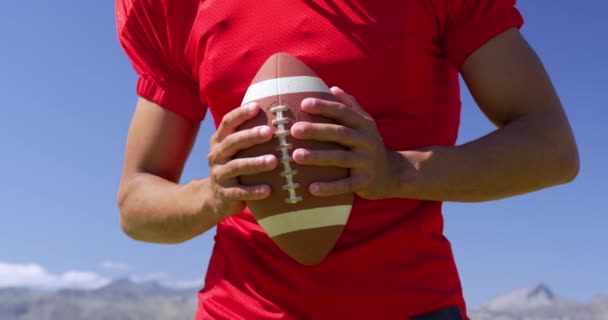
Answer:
xmin=439 ymin=0 xmax=524 ymax=70
xmin=116 ymin=0 xmax=205 ymax=122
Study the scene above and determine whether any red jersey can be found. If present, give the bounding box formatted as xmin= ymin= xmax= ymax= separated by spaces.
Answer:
xmin=116 ymin=1 xmax=523 ymax=319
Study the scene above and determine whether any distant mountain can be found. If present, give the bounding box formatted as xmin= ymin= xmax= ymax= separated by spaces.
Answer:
xmin=469 ymin=283 xmax=608 ymax=320
xmin=0 ymin=280 xmax=605 ymax=320
xmin=0 ymin=278 xmax=197 ymax=320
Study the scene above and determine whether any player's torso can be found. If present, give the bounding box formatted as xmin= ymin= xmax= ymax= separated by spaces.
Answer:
xmin=180 ymin=2 xmax=468 ymax=317
xmin=183 ymin=0 xmax=462 ymax=151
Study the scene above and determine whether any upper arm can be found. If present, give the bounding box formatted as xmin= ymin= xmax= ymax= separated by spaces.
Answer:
xmin=441 ymin=1 xmax=578 ymax=177
xmin=459 ymin=28 xmax=579 ymax=180
xmin=121 ymin=98 xmax=200 ymax=183
xmin=460 ymin=28 xmax=565 ymax=127
xmin=116 ymin=0 xmax=205 ymax=181
xmin=116 ymin=0 xmax=206 ymax=120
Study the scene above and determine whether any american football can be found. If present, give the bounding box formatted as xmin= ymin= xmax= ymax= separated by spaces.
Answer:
xmin=234 ymin=53 xmax=354 ymax=266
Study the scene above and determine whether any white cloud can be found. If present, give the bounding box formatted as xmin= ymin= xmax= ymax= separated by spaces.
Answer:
xmin=130 ymin=272 xmax=167 ymax=283
xmin=0 ymin=262 xmax=110 ymax=290
xmin=101 ymin=261 xmax=131 ymax=271
xmin=0 ymin=262 xmax=202 ymax=292
xmin=162 ymin=278 xmax=203 ymax=290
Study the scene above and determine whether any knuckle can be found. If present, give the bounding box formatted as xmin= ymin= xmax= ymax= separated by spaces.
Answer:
xmin=334 ymin=125 xmax=350 ymax=137
xmin=210 ymin=166 xmax=223 ymax=182
xmin=219 ymin=187 xmax=241 ymax=200
xmin=221 ymin=134 xmax=237 ymax=149
xmin=223 ymin=111 xmax=238 ymax=125
xmin=224 ymin=160 xmax=239 ymax=175
xmin=223 ymin=188 xmax=239 ymax=200
xmin=250 ymin=126 xmax=267 ymax=140
xmin=222 ymin=135 xmax=243 ymax=153
xmin=226 ymin=127 xmax=267 ymax=151
xmin=335 ymin=103 xmax=349 ymax=113
xmin=222 ymin=188 xmax=238 ymax=200
xmin=234 ymin=187 xmax=250 ymax=199
xmin=257 ymin=155 xmax=271 ymax=167
xmin=216 ymin=136 xmax=234 ymax=157
xmin=216 ymin=187 xmax=229 ymax=199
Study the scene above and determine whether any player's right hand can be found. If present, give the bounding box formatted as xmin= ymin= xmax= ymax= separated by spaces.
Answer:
xmin=206 ymin=102 xmax=277 ymax=217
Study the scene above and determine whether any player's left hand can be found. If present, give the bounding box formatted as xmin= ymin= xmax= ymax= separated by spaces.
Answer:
xmin=291 ymin=86 xmax=404 ymax=200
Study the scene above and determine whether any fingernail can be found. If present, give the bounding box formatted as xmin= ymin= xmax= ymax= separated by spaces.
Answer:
xmin=293 ymin=149 xmax=306 ymax=160
xmin=263 ymin=155 xmax=274 ymax=165
xmin=245 ymin=102 xmax=257 ymax=112
xmin=258 ymin=126 xmax=271 ymax=136
xmin=301 ymin=98 xmax=314 ymax=109
xmin=292 ymin=149 xmax=302 ymax=162
xmin=310 ymin=183 xmax=320 ymax=194
xmin=292 ymin=124 xmax=303 ymax=136
xmin=256 ymin=185 xmax=269 ymax=195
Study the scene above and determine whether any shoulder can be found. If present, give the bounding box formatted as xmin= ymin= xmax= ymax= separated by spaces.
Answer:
xmin=116 ymin=0 xmax=199 ymax=34
xmin=431 ymin=0 xmax=524 ymax=70
xmin=115 ymin=0 xmax=205 ymax=122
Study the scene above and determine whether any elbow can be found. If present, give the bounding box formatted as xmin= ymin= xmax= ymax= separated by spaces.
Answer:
xmin=116 ymin=197 xmax=194 ymax=245
xmin=115 ymin=175 xmax=210 ymax=244
xmin=116 ymin=181 xmax=138 ymax=240
xmin=118 ymin=209 xmax=143 ymax=242
xmin=118 ymin=206 xmax=186 ymax=244
xmin=549 ymin=132 xmax=580 ymax=186
xmin=535 ymin=109 xmax=580 ymax=186
xmin=116 ymin=192 xmax=147 ymax=242
xmin=557 ymin=144 xmax=580 ymax=184
xmin=116 ymin=180 xmax=160 ymax=243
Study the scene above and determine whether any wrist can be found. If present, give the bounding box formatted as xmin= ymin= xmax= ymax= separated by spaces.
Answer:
xmin=391 ymin=148 xmax=433 ymax=199
xmin=173 ymin=178 xmax=225 ymax=240
xmin=196 ymin=178 xmax=225 ymax=220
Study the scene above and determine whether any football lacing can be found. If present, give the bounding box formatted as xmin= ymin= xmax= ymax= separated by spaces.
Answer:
xmin=270 ymin=105 xmax=303 ymax=204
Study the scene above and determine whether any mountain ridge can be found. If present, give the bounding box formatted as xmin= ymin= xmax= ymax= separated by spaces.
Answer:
xmin=1 ymin=280 xmax=606 ymax=320
xmin=469 ymin=283 xmax=607 ymax=320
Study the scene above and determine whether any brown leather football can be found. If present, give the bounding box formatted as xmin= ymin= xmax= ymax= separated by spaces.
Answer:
xmin=234 ymin=53 xmax=353 ymax=265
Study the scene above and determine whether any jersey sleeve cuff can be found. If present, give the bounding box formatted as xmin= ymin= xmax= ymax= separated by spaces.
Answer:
xmin=446 ymin=6 xmax=524 ymax=71
xmin=137 ymin=75 xmax=206 ymax=122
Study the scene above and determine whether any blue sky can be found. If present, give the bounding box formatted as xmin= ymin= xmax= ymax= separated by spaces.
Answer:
xmin=0 ymin=0 xmax=606 ymax=307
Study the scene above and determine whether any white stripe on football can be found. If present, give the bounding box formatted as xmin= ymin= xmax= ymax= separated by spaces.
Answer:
xmin=242 ymin=76 xmax=331 ymax=105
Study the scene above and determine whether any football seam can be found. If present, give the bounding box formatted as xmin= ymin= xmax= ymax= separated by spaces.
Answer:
xmin=273 ymin=55 xmax=302 ymax=204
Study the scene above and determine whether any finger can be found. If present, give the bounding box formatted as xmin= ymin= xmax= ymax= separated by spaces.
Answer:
xmin=215 ymin=125 xmax=274 ymax=162
xmin=218 ymin=185 xmax=271 ymax=201
xmin=291 ymin=122 xmax=371 ymax=150
xmin=300 ymin=98 xmax=369 ymax=130
xmin=214 ymin=155 xmax=277 ymax=181
xmin=292 ymin=149 xmax=370 ymax=169
xmin=213 ymin=102 xmax=261 ymax=143
xmin=308 ymin=176 xmax=370 ymax=197
xmin=329 ymin=86 xmax=372 ymax=117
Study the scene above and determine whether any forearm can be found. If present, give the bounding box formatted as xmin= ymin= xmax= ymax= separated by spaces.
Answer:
xmin=395 ymin=109 xmax=579 ymax=202
xmin=117 ymin=173 xmax=223 ymax=244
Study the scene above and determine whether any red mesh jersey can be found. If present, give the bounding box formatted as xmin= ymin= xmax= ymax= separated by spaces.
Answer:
xmin=117 ymin=1 xmax=523 ymax=319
